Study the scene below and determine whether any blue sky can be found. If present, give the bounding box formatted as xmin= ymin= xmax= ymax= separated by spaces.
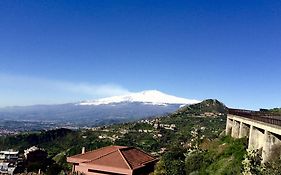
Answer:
xmin=0 ymin=0 xmax=281 ymax=109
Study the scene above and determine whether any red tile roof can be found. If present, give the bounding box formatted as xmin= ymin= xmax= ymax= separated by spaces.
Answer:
xmin=67 ymin=145 xmax=157 ymax=170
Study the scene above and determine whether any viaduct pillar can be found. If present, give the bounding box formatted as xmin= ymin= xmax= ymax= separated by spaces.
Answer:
xmin=262 ymin=131 xmax=281 ymax=162
xmin=239 ymin=122 xmax=250 ymax=138
xmin=231 ymin=120 xmax=240 ymax=138
xmin=226 ymin=118 xmax=233 ymax=135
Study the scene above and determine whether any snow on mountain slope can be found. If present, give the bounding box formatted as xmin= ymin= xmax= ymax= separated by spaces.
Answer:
xmin=78 ymin=90 xmax=200 ymax=106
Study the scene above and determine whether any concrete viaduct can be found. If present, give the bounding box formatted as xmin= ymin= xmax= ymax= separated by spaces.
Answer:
xmin=226 ymin=109 xmax=281 ymax=162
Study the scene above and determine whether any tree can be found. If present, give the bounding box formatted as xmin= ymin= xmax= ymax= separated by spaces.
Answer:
xmin=152 ymin=147 xmax=186 ymax=175
xmin=241 ymin=148 xmax=264 ymax=175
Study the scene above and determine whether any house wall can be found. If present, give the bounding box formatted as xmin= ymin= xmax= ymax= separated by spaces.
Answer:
xmin=73 ymin=164 xmax=132 ymax=175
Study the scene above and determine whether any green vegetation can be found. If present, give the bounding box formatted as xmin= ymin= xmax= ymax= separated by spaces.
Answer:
xmin=153 ymin=136 xmax=247 ymax=175
xmin=0 ymin=128 xmax=73 ymax=151
xmin=178 ymin=99 xmax=227 ymax=116
xmin=259 ymin=108 xmax=281 ymax=116
xmin=0 ymin=128 xmax=112 ymax=173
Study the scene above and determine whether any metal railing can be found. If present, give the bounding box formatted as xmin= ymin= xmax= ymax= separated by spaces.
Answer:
xmin=228 ymin=108 xmax=281 ymax=126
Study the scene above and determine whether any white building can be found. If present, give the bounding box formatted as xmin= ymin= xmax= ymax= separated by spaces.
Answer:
xmin=0 ymin=151 xmax=19 ymax=175
xmin=0 ymin=151 xmax=19 ymax=161
xmin=0 ymin=162 xmax=16 ymax=175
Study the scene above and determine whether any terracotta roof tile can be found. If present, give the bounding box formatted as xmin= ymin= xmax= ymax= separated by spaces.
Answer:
xmin=67 ymin=145 xmax=157 ymax=170
xmin=88 ymin=150 xmax=130 ymax=169
xmin=69 ymin=145 xmax=126 ymax=161
xmin=120 ymin=148 xmax=156 ymax=169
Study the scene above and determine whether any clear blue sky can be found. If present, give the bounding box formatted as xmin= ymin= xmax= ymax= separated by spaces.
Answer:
xmin=0 ymin=0 xmax=280 ymax=109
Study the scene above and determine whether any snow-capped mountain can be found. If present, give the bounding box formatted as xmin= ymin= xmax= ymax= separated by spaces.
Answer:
xmin=0 ymin=90 xmax=201 ymax=128
xmin=78 ymin=90 xmax=200 ymax=106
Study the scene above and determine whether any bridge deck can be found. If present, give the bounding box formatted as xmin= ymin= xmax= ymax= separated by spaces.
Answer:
xmin=228 ymin=108 xmax=281 ymax=126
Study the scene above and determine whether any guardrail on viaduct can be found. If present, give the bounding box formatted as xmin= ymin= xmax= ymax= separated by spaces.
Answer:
xmin=226 ymin=108 xmax=281 ymax=162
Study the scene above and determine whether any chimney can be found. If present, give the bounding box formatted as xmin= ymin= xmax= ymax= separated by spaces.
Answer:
xmin=82 ymin=147 xmax=85 ymax=154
